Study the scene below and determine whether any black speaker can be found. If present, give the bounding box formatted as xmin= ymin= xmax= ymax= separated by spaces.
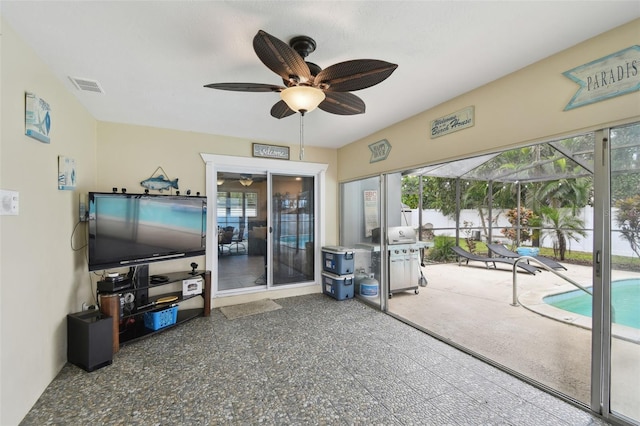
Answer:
xmin=132 ymin=265 xmax=149 ymax=308
xmin=67 ymin=310 xmax=113 ymax=372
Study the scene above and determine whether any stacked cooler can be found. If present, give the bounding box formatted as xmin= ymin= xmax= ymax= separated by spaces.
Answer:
xmin=321 ymin=246 xmax=355 ymax=300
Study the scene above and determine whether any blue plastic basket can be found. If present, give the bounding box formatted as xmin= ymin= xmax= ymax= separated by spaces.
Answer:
xmin=143 ymin=306 xmax=178 ymax=330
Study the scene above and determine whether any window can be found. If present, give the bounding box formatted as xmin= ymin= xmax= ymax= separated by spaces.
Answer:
xmin=217 ymin=191 xmax=257 ymax=229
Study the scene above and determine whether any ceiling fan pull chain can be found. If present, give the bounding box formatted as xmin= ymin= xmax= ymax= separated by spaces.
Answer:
xmin=299 ymin=111 xmax=305 ymax=161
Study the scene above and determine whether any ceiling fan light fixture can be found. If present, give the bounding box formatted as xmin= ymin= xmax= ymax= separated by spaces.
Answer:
xmin=239 ymin=176 xmax=253 ymax=186
xmin=280 ymin=86 xmax=325 ymax=113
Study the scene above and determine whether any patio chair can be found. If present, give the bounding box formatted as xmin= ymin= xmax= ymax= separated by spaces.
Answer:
xmin=229 ymin=226 xmax=246 ymax=253
xmin=487 ymin=243 xmax=567 ymax=271
xmin=218 ymin=228 xmax=234 ymax=255
xmin=451 ymin=246 xmax=538 ymax=275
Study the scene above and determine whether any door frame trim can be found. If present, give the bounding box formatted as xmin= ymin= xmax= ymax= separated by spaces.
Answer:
xmin=201 ymin=153 xmax=328 ymax=297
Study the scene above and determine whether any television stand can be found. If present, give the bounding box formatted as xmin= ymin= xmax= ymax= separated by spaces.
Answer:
xmin=99 ymin=267 xmax=211 ymax=349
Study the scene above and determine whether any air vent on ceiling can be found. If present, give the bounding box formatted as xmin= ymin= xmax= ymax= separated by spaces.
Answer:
xmin=68 ymin=77 xmax=105 ymax=94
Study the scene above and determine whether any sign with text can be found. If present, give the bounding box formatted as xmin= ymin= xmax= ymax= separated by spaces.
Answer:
xmin=252 ymin=143 xmax=289 ymax=160
xmin=563 ymin=45 xmax=640 ymax=111
xmin=430 ymin=106 xmax=474 ymax=139
xmin=363 ymin=190 xmax=379 ymax=237
xmin=368 ymin=139 xmax=391 ymax=163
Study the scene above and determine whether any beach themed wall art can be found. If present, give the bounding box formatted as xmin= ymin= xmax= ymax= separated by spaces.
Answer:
xmin=58 ymin=156 xmax=76 ymax=190
xmin=141 ymin=166 xmax=179 ymax=192
xmin=25 ymin=92 xmax=51 ymax=143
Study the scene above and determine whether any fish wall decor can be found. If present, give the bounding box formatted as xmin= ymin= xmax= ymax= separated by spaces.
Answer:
xmin=140 ymin=166 xmax=179 ymax=192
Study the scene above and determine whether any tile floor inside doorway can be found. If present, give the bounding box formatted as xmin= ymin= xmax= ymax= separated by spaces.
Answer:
xmin=218 ymin=253 xmax=266 ymax=290
xmin=21 ymin=294 xmax=608 ymax=425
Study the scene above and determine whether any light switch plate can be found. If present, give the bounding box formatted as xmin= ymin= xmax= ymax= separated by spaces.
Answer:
xmin=0 ymin=190 xmax=19 ymax=215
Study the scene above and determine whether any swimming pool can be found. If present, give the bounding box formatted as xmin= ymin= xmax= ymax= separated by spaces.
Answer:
xmin=279 ymin=235 xmax=312 ymax=249
xmin=543 ymin=278 xmax=640 ymax=329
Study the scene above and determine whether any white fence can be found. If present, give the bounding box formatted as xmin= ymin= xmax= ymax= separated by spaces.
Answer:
xmin=403 ymin=207 xmax=636 ymax=258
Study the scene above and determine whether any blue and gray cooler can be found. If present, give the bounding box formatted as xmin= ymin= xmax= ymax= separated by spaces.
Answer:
xmin=321 ymin=246 xmax=355 ymax=300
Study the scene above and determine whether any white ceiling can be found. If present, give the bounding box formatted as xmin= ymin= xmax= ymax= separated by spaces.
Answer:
xmin=2 ymin=1 xmax=639 ymax=149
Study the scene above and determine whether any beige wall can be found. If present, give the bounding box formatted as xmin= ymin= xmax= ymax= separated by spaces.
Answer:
xmin=96 ymin=121 xmax=339 ymax=280
xmin=338 ymin=19 xmax=640 ymax=181
xmin=0 ymin=19 xmax=98 ymax=425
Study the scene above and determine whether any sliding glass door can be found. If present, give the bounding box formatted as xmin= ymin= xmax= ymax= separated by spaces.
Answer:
xmin=271 ymin=174 xmax=315 ymax=285
xmin=335 ymin=122 xmax=638 ymax=423
xmin=201 ymin=153 xmax=327 ymax=295
xmin=216 ymin=172 xmax=267 ymax=291
xmin=604 ymin=123 xmax=640 ymax=423
xmin=217 ymin=172 xmax=316 ymax=290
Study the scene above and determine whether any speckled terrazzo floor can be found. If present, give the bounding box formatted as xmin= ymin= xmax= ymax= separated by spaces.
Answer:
xmin=21 ymin=294 xmax=609 ymax=425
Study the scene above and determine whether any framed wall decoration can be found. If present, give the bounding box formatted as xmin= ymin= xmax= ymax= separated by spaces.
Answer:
xmin=25 ymin=92 xmax=52 ymax=143
xmin=58 ymin=156 xmax=76 ymax=190
xmin=368 ymin=139 xmax=392 ymax=163
xmin=252 ymin=143 xmax=290 ymax=160
xmin=430 ymin=106 xmax=474 ymax=139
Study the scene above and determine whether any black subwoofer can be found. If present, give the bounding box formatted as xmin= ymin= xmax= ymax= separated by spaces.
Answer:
xmin=67 ymin=310 xmax=113 ymax=372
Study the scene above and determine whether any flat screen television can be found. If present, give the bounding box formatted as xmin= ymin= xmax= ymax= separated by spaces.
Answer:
xmin=88 ymin=192 xmax=207 ymax=271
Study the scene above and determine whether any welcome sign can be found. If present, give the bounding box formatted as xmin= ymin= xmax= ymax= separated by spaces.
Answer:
xmin=563 ymin=45 xmax=640 ymax=111
xmin=430 ymin=106 xmax=474 ymax=139
xmin=252 ymin=143 xmax=289 ymax=160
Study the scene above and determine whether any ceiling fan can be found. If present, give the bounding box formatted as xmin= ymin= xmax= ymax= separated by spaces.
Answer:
xmin=204 ymin=30 xmax=398 ymax=119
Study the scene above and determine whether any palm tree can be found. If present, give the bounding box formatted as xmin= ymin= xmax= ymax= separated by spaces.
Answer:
xmin=526 ymin=177 xmax=591 ymax=251
xmin=529 ymin=177 xmax=592 ymax=213
xmin=539 ymin=206 xmax=587 ymax=260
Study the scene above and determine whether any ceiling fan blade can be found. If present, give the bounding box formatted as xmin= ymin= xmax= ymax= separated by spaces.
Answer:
xmin=315 ymin=60 xmax=398 ymax=92
xmin=253 ymin=30 xmax=312 ymax=84
xmin=204 ymin=82 xmax=284 ymax=92
xmin=270 ymin=100 xmax=297 ymax=119
xmin=318 ymin=92 xmax=365 ymax=115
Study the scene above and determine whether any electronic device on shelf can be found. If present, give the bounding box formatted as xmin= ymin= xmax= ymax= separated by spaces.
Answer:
xmin=97 ymin=278 xmax=132 ymax=293
xmin=104 ymin=272 xmax=126 ymax=282
xmin=87 ymin=192 xmax=207 ymax=271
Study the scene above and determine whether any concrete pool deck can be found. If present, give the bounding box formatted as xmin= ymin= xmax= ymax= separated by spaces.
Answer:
xmin=386 ymin=261 xmax=640 ymax=420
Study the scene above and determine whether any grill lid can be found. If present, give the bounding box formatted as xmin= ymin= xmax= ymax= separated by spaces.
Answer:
xmin=387 ymin=226 xmax=416 ymax=244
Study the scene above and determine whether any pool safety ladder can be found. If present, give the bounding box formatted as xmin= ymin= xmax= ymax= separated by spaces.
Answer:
xmin=511 ymin=256 xmax=592 ymax=307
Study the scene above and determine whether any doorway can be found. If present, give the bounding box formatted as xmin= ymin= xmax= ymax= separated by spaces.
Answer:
xmin=594 ymin=123 xmax=640 ymax=423
xmin=201 ymin=154 xmax=327 ymax=295
xmin=216 ymin=172 xmax=267 ymax=291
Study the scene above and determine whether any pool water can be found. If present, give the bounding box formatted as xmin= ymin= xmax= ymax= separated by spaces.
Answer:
xmin=279 ymin=235 xmax=312 ymax=249
xmin=543 ymin=278 xmax=640 ymax=329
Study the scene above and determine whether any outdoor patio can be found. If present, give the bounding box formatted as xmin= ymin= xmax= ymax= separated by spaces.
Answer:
xmin=387 ymin=261 xmax=640 ymax=419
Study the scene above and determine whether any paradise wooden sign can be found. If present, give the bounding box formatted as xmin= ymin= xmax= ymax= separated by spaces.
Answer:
xmin=563 ymin=45 xmax=640 ymax=111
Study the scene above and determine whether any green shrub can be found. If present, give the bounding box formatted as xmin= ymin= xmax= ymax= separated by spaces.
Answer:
xmin=428 ymin=236 xmax=457 ymax=262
